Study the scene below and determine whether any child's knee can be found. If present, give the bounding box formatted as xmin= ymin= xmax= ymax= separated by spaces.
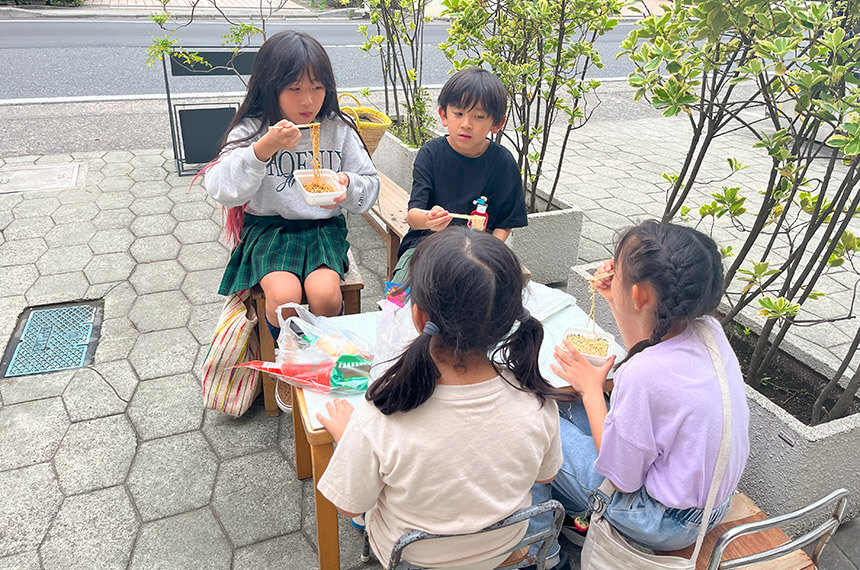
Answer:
xmin=306 ymin=285 xmax=343 ymax=316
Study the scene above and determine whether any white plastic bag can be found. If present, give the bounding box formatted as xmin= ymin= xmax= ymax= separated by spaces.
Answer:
xmin=370 ymin=297 xmax=418 ymax=382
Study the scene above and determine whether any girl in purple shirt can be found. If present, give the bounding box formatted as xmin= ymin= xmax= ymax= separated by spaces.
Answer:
xmin=531 ymin=221 xmax=750 ymax=566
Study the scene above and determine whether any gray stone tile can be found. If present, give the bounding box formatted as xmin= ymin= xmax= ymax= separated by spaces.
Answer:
xmin=91 ymin=359 xmax=139 ymax=402
xmin=129 ymin=213 xmax=177 ymax=238
xmin=128 ymin=328 xmax=198 ymax=380
xmin=212 ymin=450 xmax=302 ymax=547
xmin=129 ymin=290 xmax=191 ymax=332
xmin=92 ymin=207 xmax=135 ymax=230
xmin=44 ymin=221 xmax=97 ymax=248
xmin=0 ymin=397 xmax=68 ymax=471
xmin=177 ymin=242 xmax=229 ymax=272
xmin=98 ymin=175 xmax=135 ymax=193
xmin=130 ymin=196 xmax=173 ymax=216
xmin=0 ymin=551 xmax=40 ymax=570
xmin=51 ymin=202 xmax=99 ymax=223
xmin=63 ymin=367 xmax=128 ymax=422
xmin=127 ymin=432 xmax=217 ymax=521
xmin=168 ymin=186 xmax=208 ymax=204
xmin=129 ymin=167 xmax=168 ymax=183
xmin=25 ymin=271 xmax=90 ymax=306
xmin=95 ymin=191 xmax=134 ymax=210
xmin=0 ymin=295 xmax=26 ymax=348
xmin=40 ymin=486 xmax=138 ymax=570
xmin=94 ymin=280 xmax=137 ymax=319
xmin=833 ymin=517 xmax=860 ymax=566
xmin=130 ymin=180 xmax=170 ymax=198
xmin=129 ymin=259 xmax=185 ymax=294
xmin=72 ymin=150 xmax=107 ymax=159
xmin=0 ymin=370 xmax=73 ymax=405
xmin=130 ymin=154 xmax=168 ymax=168
xmin=0 ymin=266 xmax=38 ymax=300
xmin=172 ymin=201 xmax=214 ymax=222
xmin=35 ymin=153 xmax=73 ymax=165
xmin=202 ymin=404 xmax=279 ymax=460
xmin=188 ymin=301 xmax=220 ymax=344
xmin=89 ymin=228 xmax=135 ymax=255
xmin=100 ymin=162 xmax=133 ymax=178
xmin=130 ymin=234 xmax=181 ymax=263
xmin=94 ymin=316 xmax=138 ymax=363
xmin=101 ymin=151 xmax=134 ymax=164
xmin=130 ymin=508 xmax=230 ymax=570
xmin=0 ymin=464 xmax=62 ymax=557
xmin=12 ymin=196 xmax=59 ymax=218
xmin=181 ymin=269 xmax=225 ymax=305
xmin=128 ymin=373 xmax=203 ymax=440
xmin=84 ymin=252 xmax=135 ymax=284
xmin=232 ymin=533 xmax=318 ymax=570
xmin=277 ymin=411 xmax=296 ymax=471
xmin=3 ymin=216 xmax=54 ymax=241
xmin=0 ymin=238 xmax=47 ymax=267
xmin=36 ymin=244 xmax=93 ymax=275
xmin=53 ymin=414 xmax=137 ymax=495
xmin=174 ymin=218 xmax=222 ymax=245
xmin=57 ymin=188 xmax=98 ymax=205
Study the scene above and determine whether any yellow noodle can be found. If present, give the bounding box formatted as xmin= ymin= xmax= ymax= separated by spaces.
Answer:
xmin=565 ymin=334 xmax=609 ymax=357
xmin=308 ymin=123 xmax=333 ymax=193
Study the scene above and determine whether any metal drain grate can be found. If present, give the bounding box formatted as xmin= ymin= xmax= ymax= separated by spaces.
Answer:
xmin=1 ymin=301 xmax=103 ymax=378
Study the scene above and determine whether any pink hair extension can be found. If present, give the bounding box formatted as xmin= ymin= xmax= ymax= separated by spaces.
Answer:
xmin=189 ymin=158 xmax=247 ymax=249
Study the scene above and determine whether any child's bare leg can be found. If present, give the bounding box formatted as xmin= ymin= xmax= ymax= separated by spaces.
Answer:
xmin=304 ymin=267 xmax=343 ymax=316
xmin=259 ymin=271 xmax=303 ymax=326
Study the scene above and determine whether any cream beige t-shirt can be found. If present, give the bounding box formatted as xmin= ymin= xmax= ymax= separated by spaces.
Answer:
xmin=318 ymin=371 xmax=562 ymax=568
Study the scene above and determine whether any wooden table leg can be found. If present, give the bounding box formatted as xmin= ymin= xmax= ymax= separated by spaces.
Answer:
xmin=311 ymin=442 xmax=339 ymax=570
xmin=293 ymin=386 xmax=313 ymax=480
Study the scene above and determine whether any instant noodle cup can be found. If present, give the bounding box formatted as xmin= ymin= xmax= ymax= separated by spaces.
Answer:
xmin=294 ymin=169 xmax=346 ymax=206
xmin=562 ymin=327 xmax=614 ymax=367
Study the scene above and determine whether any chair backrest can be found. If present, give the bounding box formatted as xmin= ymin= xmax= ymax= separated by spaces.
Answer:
xmin=388 ymin=499 xmax=565 ymax=570
xmin=706 ymin=488 xmax=850 ymax=570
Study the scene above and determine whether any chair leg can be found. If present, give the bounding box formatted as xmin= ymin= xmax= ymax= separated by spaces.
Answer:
xmin=256 ymin=295 xmax=280 ymax=417
xmin=343 ymin=289 xmax=361 ymax=315
xmin=361 ymin=530 xmax=372 ymax=563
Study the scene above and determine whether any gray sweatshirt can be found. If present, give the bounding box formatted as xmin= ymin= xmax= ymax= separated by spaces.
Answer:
xmin=205 ymin=115 xmax=380 ymax=219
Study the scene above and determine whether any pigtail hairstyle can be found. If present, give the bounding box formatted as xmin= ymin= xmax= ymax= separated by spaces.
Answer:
xmin=212 ymin=30 xmax=370 ymax=246
xmin=366 ymin=227 xmax=573 ymax=415
xmin=614 ymin=220 xmax=724 ymax=366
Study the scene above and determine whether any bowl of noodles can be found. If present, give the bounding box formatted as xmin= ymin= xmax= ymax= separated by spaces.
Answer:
xmin=562 ymin=327 xmax=614 ymax=367
xmin=294 ymin=169 xmax=346 ymax=206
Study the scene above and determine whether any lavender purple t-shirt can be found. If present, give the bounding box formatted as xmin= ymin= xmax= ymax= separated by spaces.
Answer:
xmin=594 ymin=316 xmax=750 ymax=509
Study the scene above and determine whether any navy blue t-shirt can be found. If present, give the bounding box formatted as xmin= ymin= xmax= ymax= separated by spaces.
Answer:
xmin=398 ymin=136 xmax=528 ymax=257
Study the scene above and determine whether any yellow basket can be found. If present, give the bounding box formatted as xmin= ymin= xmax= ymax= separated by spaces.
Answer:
xmin=338 ymin=93 xmax=392 ymax=157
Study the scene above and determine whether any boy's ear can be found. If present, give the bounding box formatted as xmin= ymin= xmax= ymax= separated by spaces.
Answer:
xmin=438 ymin=106 xmax=448 ymax=127
xmin=490 ymin=116 xmax=506 ymax=133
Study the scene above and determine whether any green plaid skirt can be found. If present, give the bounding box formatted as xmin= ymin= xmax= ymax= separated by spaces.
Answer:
xmin=218 ymin=214 xmax=349 ymax=296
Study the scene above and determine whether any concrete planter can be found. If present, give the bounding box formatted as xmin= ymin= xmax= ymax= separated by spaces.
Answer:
xmin=512 ymin=194 xmax=583 ymax=284
xmin=373 ymin=131 xmax=419 ymax=190
xmin=568 ymin=262 xmax=860 ymax=530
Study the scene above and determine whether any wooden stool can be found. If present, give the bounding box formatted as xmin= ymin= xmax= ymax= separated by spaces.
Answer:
xmin=252 ymin=249 xmax=364 ymax=417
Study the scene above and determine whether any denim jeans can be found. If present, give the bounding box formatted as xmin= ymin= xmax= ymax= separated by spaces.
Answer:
xmin=530 ymin=401 xmax=731 ymax=556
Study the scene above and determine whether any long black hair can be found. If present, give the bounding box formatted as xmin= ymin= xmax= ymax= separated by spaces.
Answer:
xmin=366 ymin=227 xmax=573 ymax=415
xmin=217 ymin=30 xmax=364 ymax=153
xmin=614 ymin=220 xmax=724 ymax=365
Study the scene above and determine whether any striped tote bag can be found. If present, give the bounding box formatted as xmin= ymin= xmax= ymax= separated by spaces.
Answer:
xmin=201 ymin=289 xmax=262 ymax=416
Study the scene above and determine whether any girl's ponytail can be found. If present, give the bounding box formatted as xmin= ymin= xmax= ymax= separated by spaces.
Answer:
xmin=366 ymin=329 xmax=439 ymax=415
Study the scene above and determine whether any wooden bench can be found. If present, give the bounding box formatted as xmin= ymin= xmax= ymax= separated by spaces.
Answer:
xmin=253 ymin=249 xmax=364 ymax=417
xmin=362 ymin=170 xmax=531 ymax=281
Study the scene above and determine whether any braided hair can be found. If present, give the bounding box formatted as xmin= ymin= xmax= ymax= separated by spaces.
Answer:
xmin=614 ymin=221 xmax=724 ymax=366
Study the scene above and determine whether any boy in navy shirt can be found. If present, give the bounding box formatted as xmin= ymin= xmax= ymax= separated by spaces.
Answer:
xmin=392 ymin=68 xmax=527 ymax=282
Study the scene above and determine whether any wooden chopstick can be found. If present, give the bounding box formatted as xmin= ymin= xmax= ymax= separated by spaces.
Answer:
xmin=448 ymin=213 xmax=479 ymax=221
xmin=268 ymin=122 xmax=319 ymax=131
xmin=587 ymin=270 xmax=615 ymax=282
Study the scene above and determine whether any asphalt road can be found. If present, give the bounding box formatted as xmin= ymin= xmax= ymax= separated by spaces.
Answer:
xmin=0 ymin=19 xmax=637 ymax=101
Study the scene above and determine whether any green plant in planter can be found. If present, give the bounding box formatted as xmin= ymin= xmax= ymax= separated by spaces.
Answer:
xmin=359 ymin=0 xmax=437 ymax=147
xmin=440 ymin=0 xmax=621 ymax=212
xmin=623 ymin=0 xmax=860 ymax=423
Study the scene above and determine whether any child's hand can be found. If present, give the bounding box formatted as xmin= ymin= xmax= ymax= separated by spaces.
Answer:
xmin=316 ymin=399 xmax=354 ymax=443
xmin=593 ymin=258 xmax=615 ymax=304
xmin=258 ymin=120 xmax=303 ymax=156
xmin=426 ymin=205 xmax=452 ymax=232
xmin=551 ymin=341 xmax=615 ymax=396
xmin=320 ymin=173 xmax=349 ymax=210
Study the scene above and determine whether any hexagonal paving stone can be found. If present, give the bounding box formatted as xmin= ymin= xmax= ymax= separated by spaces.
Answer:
xmin=0 ymin=238 xmax=47 ymax=267
xmin=130 ymin=196 xmax=173 ymax=216
xmin=130 ymin=213 xmax=177 ymax=238
xmin=171 ymin=201 xmax=214 ymax=222
xmin=102 ymin=150 xmax=134 ymax=163
xmin=3 ymin=216 xmax=54 ymax=241
xmin=128 ymin=373 xmax=202 ymax=440
xmin=130 ymin=508 xmax=231 ymax=570
xmin=0 ymin=398 xmax=68 ymax=471
xmin=127 ymin=432 xmax=217 ymax=521
xmin=130 ymin=180 xmax=170 ymax=198
xmin=100 ymin=162 xmax=132 ymax=178
xmin=177 ymin=242 xmax=229 ymax=272
xmin=51 ymin=202 xmax=99 ymax=223
xmin=130 ymin=154 xmax=167 ymax=168
xmin=95 ymin=191 xmax=134 ymax=210
xmin=129 ymin=167 xmax=167 ymax=183
xmin=181 ymin=269 xmax=225 ymax=305
xmin=202 ymin=405 xmax=279 ymax=460
xmin=0 ymin=370 xmax=73 ymax=406
xmin=36 ymin=244 xmax=93 ymax=275
xmin=0 ymin=265 xmax=38 ymax=297
xmin=233 ymin=533 xmax=318 ymax=570
xmin=53 ymin=414 xmax=137 ymax=495
xmin=92 ymin=208 xmax=135 ymax=230
xmin=130 ymin=234 xmax=181 ymax=263
xmin=44 ymin=221 xmax=96 ymax=248
xmin=94 ymin=280 xmax=136 ymax=318
xmin=129 ymin=327 xmax=198 ymax=380
xmin=89 ymin=228 xmax=135 ymax=255
xmin=0 ymin=464 xmax=62 ymax=558
xmin=167 ymin=185 xmax=207 ymax=204
xmin=98 ymin=175 xmax=135 ymax=194
xmin=84 ymin=252 xmax=135 ymax=284
xmin=12 ymin=196 xmax=59 ymax=219
xmin=0 ymin=551 xmax=41 ymax=570
xmin=25 ymin=272 xmax=90 ymax=306
xmin=57 ymin=188 xmax=98 ymax=205
xmin=95 ymin=317 xmax=138 ymax=363
xmin=174 ymin=219 xmax=222 ymax=245
xmin=90 ymin=359 xmax=139 ymax=402
xmin=128 ymin=290 xmax=191 ymax=332
xmin=63 ymin=368 xmax=127 ymax=422
xmin=187 ymin=302 xmax=220 ymax=344
xmin=212 ymin=450 xmax=302 ymax=547
xmin=40 ymin=486 xmax=138 ymax=570
xmin=129 ymin=259 xmax=185 ymax=294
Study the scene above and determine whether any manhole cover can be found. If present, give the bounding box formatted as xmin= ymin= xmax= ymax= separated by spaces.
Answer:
xmin=1 ymin=301 xmax=103 ymax=378
xmin=0 ymin=163 xmax=83 ymax=195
